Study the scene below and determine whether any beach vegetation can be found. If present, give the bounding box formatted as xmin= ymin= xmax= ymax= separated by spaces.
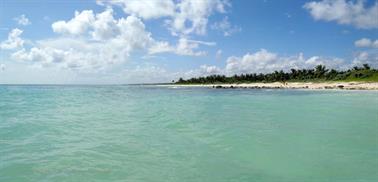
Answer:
xmin=176 ymin=64 xmax=378 ymax=84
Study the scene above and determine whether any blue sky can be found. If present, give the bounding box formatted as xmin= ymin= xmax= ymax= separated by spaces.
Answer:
xmin=0 ymin=0 xmax=377 ymax=84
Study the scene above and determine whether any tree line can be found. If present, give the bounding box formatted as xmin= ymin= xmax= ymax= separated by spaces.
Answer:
xmin=176 ymin=64 xmax=377 ymax=84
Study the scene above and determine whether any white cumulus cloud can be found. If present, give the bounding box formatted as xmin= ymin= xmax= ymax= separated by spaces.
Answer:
xmin=169 ymin=0 xmax=229 ymax=35
xmin=354 ymin=38 xmax=378 ymax=48
xmin=52 ymin=10 xmax=95 ymax=35
xmin=14 ymin=14 xmax=31 ymax=26
xmin=14 ymin=11 xmax=158 ymax=70
xmin=304 ymin=0 xmax=378 ymax=29
xmin=97 ymin=0 xmax=175 ymax=19
xmin=91 ymin=8 xmax=120 ymax=40
xmin=12 ymin=8 xmax=213 ymax=71
xmin=182 ymin=65 xmax=223 ymax=78
xmin=0 ymin=28 xmax=25 ymax=50
xmin=353 ymin=51 xmax=378 ymax=67
xmin=98 ymin=0 xmax=230 ymax=36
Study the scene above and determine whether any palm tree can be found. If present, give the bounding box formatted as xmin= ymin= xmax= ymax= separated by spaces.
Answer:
xmin=315 ymin=65 xmax=328 ymax=78
xmin=363 ymin=64 xmax=370 ymax=70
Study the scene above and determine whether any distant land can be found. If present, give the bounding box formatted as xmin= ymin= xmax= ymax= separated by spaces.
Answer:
xmin=173 ymin=64 xmax=378 ymax=90
xmin=176 ymin=64 xmax=378 ymax=84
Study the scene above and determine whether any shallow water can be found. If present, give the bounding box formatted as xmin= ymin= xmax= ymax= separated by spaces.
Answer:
xmin=0 ymin=85 xmax=377 ymax=182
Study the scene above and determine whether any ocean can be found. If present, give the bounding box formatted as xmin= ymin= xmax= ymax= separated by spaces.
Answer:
xmin=0 ymin=85 xmax=377 ymax=182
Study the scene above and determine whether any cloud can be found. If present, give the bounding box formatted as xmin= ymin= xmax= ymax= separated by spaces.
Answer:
xmin=169 ymin=0 xmax=229 ymax=35
xmin=52 ymin=10 xmax=95 ymax=35
xmin=52 ymin=9 xmax=116 ymax=39
xmin=120 ymin=65 xmax=173 ymax=83
xmin=13 ymin=8 xmax=213 ymax=71
xmin=14 ymin=11 xmax=158 ymax=70
xmin=353 ymin=38 xmax=378 ymax=67
xmin=97 ymin=0 xmax=175 ymax=19
xmin=12 ymin=28 xmax=149 ymax=71
xmin=14 ymin=14 xmax=31 ymax=26
xmin=120 ymin=64 xmax=224 ymax=82
xmin=122 ymin=64 xmax=223 ymax=82
xmin=211 ymin=16 xmax=241 ymax=36
xmin=4 ymin=1 xmax=233 ymax=82
xmin=182 ymin=64 xmax=223 ymax=78
xmin=0 ymin=64 xmax=5 ymax=71
xmin=352 ymin=51 xmax=378 ymax=67
xmin=175 ymin=38 xmax=208 ymax=56
xmin=11 ymin=43 xmax=98 ymax=70
xmin=354 ymin=38 xmax=378 ymax=48
xmin=149 ymin=37 xmax=215 ymax=56
xmin=91 ymin=8 xmax=120 ymax=40
xmin=223 ymin=49 xmax=345 ymax=75
xmin=0 ymin=28 xmax=24 ymax=50
xmin=304 ymin=0 xmax=378 ymax=29
xmin=98 ymin=0 xmax=230 ymax=36
xmin=199 ymin=65 xmax=222 ymax=75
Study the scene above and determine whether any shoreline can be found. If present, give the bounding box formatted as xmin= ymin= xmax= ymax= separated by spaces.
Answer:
xmin=163 ymin=82 xmax=378 ymax=90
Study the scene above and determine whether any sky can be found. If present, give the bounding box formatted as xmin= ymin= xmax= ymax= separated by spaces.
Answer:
xmin=0 ymin=0 xmax=377 ymax=84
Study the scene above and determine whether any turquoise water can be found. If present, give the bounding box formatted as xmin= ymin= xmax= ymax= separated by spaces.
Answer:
xmin=0 ymin=85 xmax=377 ymax=182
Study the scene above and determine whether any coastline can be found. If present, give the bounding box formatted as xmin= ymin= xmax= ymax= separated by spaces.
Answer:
xmin=164 ymin=82 xmax=378 ymax=90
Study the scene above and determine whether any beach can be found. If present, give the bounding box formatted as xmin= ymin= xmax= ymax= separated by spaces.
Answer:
xmin=170 ymin=82 xmax=378 ymax=90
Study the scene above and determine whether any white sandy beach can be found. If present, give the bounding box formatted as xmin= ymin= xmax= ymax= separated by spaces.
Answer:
xmin=166 ymin=82 xmax=378 ymax=90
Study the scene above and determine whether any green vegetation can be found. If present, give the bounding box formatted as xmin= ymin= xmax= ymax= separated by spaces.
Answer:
xmin=176 ymin=64 xmax=378 ymax=84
